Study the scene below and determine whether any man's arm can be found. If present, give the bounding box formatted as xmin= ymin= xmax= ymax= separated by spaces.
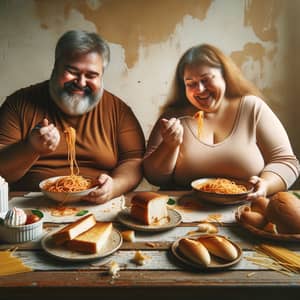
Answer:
xmin=0 ymin=141 xmax=40 ymax=183
xmin=0 ymin=119 xmax=60 ymax=183
xmin=83 ymin=158 xmax=143 ymax=204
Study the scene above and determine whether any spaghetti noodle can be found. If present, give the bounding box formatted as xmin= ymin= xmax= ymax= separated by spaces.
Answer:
xmin=43 ymin=127 xmax=93 ymax=193
xmin=245 ymin=244 xmax=300 ymax=275
xmin=196 ymin=178 xmax=247 ymax=194
xmin=193 ymin=111 xmax=204 ymax=139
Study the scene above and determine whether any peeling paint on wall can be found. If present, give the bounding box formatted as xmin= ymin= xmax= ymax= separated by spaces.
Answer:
xmin=34 ymin=0 xmax=212 ymax=68
xmin=244 ymin=0 xmax=281 ymax=42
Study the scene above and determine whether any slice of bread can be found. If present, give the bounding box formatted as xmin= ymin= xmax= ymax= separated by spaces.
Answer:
xmin=130 ymin=192 xmax=169 ymax=225
xmin=52 ymin=214 xmax=96 ymax=245
xmin=66 ymin=222 xmax=113 ymax=254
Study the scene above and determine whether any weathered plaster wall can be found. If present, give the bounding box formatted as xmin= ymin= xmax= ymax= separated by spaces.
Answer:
xmin=0 ymin=0 xmax=299 ymax=188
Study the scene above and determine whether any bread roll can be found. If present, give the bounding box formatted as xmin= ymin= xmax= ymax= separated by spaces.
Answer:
xmin=250 ymin=197 xmax=269 ymax=215
xmin=178 ymin=238 xmax=211 ymax=266
xmin=266 ymin=192 xmax=300 ymax=234
xmin=198 ymin=236 xmax=238 ymax=261
xmin=240 ymin=207 xmax=267 ymax=228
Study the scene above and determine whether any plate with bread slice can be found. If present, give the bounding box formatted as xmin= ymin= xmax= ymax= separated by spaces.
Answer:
xmin=117 ymin=191 xmax=182 ymax=232
xmin=117 ymin=207 xmax=182 ymax=232
xmin=171 ymin=234 xmax=243 ymax=270
xmin=235 ymin=192 xmax=300 ymax=241
xmin=41 ymin=214 xmax=123 ymax=261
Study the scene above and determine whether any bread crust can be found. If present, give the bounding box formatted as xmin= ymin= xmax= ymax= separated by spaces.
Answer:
xmin=240 ymin=208 xmax=267 ymax=228
xmin=266 ymin=192 xmax=300 ymax=233
xmin=130 ymin=191 xmax=168 ymax=225
xmin=198 ymin=236 xmax=238 ymax=261
xmin=250 ymin=197 xmax=269 ymax=215
xmin=131 ymin=192 xmax=169 ymax=207
xmin=52 ymin=214 xmax=96 ymax=245
xmin=178 ymin=238 xmax=211 ymax=266
xmin=66 ymin=222 xmax=113 ymax=254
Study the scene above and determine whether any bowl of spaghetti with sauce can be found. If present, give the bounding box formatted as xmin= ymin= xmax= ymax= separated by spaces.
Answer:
xmin=39 ymin=126 xmax=99 ymax=203
xmin=191 ymin=177 xmax=254 ymax=205
xmin=39 ymin=175 xmax=98 ymax=203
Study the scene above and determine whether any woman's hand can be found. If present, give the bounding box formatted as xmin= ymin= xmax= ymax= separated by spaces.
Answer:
xmin=159 ymin=118 xmax=184 ymax=147
xmin=28 ymin=118 xmax=60 ymax=154
xmin=83 ymin=174 xmax=114 ymax=204
xmin=247 ymin=175 xmax=268 ymax=201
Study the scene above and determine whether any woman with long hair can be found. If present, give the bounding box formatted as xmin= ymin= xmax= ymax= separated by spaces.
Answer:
xmin=143 ymin=44 xmax=299 ymax=199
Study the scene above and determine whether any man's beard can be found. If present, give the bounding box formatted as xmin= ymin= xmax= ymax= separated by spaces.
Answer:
xmin=49 ymin=74 xmax=103 ymax=116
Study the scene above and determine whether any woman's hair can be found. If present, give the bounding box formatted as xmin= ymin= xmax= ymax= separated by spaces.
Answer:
xmin=54 ymin=30 xmax=110 ymax=70
xmin=162 ymin=44 xmax=263 ymax=113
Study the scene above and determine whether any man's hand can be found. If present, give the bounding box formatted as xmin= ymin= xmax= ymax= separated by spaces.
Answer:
xmin=83 ymin=174 xmax=114 ymax=204
xmin=28 ymin=118 xmax=60 ymax=154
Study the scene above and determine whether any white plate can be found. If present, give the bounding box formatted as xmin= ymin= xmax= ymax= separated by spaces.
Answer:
xmin=41 ymin=227 xmax=122 ymax=261
xmin=117 ymin=208 xmax=182 ymax=232
xmin=171 ymin=234 xmax=243 ymax=270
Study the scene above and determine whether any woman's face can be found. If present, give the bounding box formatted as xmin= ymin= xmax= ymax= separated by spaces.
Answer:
xmin=183 ymin=64 xmax=226 ymax=113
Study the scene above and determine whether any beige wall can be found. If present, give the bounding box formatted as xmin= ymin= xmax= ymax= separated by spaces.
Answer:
xmin=0 ymin=0 xmax=299 ymax=189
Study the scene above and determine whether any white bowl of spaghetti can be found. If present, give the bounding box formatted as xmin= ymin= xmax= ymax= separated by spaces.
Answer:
xmin=39 ymin=175 xmax=98 ymax=203
xmin=191 ymin=177 xmax=254 ymax=205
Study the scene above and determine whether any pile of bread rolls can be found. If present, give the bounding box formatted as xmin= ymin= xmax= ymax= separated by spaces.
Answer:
xmin=178 ymin=235 xmax=238 ymax=266
xmin=239 ymin=192 xmax=300 ymax=234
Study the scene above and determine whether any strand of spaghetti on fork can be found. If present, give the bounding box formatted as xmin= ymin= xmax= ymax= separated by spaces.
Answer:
xmin=193 ymin=111 xmax=204 ymax=139
xmin=44 ymin=127 xmax=92 ymax=192
xmin=65 ymin=126 xmax=79 ymax=176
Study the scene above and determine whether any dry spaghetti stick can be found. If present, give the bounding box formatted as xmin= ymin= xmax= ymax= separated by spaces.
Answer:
xmin=245 ymin=256 xmax=293 ymax=276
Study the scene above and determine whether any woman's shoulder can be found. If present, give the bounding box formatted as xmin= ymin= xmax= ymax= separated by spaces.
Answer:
xmin=243 ymin=95 xmax=269 ymax=111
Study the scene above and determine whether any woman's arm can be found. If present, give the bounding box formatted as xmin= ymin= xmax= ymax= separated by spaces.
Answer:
xmin=248 ymin=98 xmax=299 ymax=199
xmin=143 ymin=117 xmax=184 ymax=186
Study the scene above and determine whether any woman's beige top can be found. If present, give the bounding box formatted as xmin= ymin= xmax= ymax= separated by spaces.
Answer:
xmin=145 ymin=95 xmax=299 ymax=189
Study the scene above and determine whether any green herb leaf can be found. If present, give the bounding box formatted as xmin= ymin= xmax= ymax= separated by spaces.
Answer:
xmin=31 ymin=209 xmax=44 ymax=218
xmin=0 ymin=218 xmax=4 ymax=225
xmin=293 ymin=192 xmax=300 ymax=199
xmin=167 ymin=198 xmax=176 ymax=205
xmin=76 ymin=210 xmax=89 ymax=216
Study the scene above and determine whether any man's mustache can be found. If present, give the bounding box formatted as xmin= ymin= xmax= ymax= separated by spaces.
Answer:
xmin=64 ymin=81 xmax=92 ymax=95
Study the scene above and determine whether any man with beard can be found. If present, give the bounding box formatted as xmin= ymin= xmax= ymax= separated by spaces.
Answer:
xmin=0 ymin=30 xmax=145 ymax=204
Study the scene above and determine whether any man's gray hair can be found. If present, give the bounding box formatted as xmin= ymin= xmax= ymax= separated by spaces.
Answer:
xmin=55 ymin=30 xmax=110 ymax=70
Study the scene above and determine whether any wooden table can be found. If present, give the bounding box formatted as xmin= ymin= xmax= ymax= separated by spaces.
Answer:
xmin=1 ymin=191 xmax=300 ymax=300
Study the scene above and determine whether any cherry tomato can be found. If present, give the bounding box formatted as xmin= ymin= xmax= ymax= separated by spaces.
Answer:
xmin=25 ymin=214 xmax=40 ymax=224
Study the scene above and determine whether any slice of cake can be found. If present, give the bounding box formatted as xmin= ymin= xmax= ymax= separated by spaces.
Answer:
xmin=130 ymin=192 xmax=169 ymax=225
xmin=66 ymin=222 xmax=113 ymax=254
xmin=52 ymin=214 xmax=96 ymax=245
